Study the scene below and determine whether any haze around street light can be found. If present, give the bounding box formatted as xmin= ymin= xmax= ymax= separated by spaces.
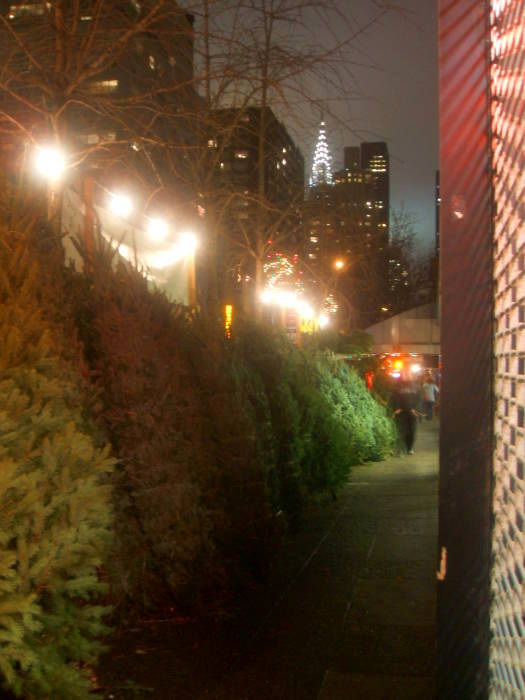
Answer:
xmin=109 ymin=192 xmax=133 ymax=218
xmin=34 ymin=146 xmax=66 ymax=182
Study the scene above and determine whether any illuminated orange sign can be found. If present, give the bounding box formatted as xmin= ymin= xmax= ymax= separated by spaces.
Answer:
xmin=225 ymin=304 xmax=233 ymax=338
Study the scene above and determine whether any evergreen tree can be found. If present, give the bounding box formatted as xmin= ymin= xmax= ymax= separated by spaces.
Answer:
xmin=0 ymin=211 xmax=114 ymax=698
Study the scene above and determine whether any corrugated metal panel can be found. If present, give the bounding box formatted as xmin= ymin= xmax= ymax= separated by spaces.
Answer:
xmin=438 ymin=0 xmax=494 ymax=696
xmin=489 ymin=0 xmax=525 ymax=696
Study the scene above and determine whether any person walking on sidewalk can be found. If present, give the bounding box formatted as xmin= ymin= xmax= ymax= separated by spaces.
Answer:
xmin=391 ymin=380 xmax=420 ymax=454
xmin=422 ymin=373 xmax=439 ymax=420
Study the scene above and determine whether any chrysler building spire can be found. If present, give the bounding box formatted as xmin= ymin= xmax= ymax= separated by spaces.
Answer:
xmin=309 ymin=121 xmax=333 ymax=187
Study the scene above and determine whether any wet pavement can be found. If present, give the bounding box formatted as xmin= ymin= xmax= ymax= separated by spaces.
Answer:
xmin=100 ymin=420 xmax=439 ymax=699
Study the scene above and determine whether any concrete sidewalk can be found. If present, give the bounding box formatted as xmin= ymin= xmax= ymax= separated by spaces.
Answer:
xmin=318 ymin=420 xmax=439 ymax=699
xmin=99 ymin=420 xmax=439 ymax=699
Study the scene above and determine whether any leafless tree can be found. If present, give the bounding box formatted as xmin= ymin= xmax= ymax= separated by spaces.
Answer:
xmin=160 ymin=0 xmax=402 ymax=313
xmin=0 ymin=0 xmax=402 ymax=315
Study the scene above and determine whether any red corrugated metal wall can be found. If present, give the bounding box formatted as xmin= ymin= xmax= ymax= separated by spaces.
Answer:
xmin=438 ymin=0 xmax=494 ymax=696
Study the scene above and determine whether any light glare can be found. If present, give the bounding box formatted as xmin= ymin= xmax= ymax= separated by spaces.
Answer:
xmin=296 ymin=300 xmax=313 ymax=319
xmin=109 ymin=192 xmax=133 ymax=218
xmin=179 ymin=232 xmax=197 ymax=255
xmin=147 ymin=217 xmax=168 ymax=241
xmin=34 ymin=147 xmax=66 ymax=181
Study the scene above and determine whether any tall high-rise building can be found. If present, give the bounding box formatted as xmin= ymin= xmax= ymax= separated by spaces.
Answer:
xmin=208 ymin=106 xmax=304 ymax=303
xmin=360 ymin=141 xmax=389 ymax=235
xmin=303 ymin=137 xmax=390 ymax=327
xmin=309 ymin=121 xmax=333 ymax=187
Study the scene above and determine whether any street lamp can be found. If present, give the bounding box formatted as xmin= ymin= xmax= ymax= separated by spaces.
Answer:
xmin=319 ymin=313 xmax=329 ymax=329
xmin=334 ymin=258 xmax=344 ymax=270
xmin=108 ymin=192 xmax=133 ymax=218
xmin=179 ymin=231 xmax=197 ymax=255
xmin=146 ymin=217 xmax=168 ymax=242
xmin=33 ymin=145 xmax=67 ymax=222
xmin=34 ymin=146 xmax=66 ymax=181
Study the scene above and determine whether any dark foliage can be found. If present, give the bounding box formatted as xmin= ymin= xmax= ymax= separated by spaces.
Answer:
xmin=63 ymin=241 xmax=275 ymax=615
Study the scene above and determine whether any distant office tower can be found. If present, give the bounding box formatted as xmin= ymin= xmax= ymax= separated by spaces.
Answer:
xmin=304 ymin=138 xmax=390 ymax=327
xmin=360 ymin=142 xmax=389 ymax=238
xmin=208 ymin=106 xmax=304 ymax=303
xmin=309 ymin=121 xmax=333 ymax=187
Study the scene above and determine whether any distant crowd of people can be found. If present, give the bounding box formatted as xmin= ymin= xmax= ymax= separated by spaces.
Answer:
xmin=391 ymin=372 xmax=440 ymax=455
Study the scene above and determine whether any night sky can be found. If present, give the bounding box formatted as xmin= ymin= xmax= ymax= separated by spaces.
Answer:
xmin=297 ymin=0 xmax=439 ymax=251
xmin=192 ymin=0 xmax=439 ymax=250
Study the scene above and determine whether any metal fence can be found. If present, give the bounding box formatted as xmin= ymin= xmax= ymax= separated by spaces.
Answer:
xmin=489 ymin=0 xmax=525 ymax=696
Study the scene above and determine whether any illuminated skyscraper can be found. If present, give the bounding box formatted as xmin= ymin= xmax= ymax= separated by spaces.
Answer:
xmin=304 ymin=139 xmax=390 ymax=327
xmin=360 ymin=142 xmax=389 ymax=236
xmin=309 ymin=121 xmax=333 ymax=187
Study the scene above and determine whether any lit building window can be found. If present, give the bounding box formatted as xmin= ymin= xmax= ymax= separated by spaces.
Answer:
xmin=149 ymin=55 xmax=156 ymax=70
xmin=207 ymin=138 xmax=218 ymax=148
xmin=235 ymin=150 xmax=249 ymax=159
xmin=82 ymin=134 xmax=100 ymax=145
xmin=8 ymin=3 xmax=46 ymax=18
xmin=79 ymin=131 xmax=116 ymax=145
xmin=169 ymin=56 xmax=176 ymax=67
xmin=310 ymin=236 xmax=318 ymax=243
xmin=88 ymin=79 xmax=119 ymax=94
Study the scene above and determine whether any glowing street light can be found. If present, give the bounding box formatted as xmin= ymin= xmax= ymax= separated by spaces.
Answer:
xmin=146 ymin=217 xmax=168 ymax=242
xmin=109 ymin=192 xmax=133 ymax=218
xmin=296 ymin=299 xmax=314 ymax=319
xmin=179 ymin=231 xmax=197 ymax=255
xmin=334 ymin=258 xmax=344 ymax=270
xmin=260 ymin=288 xmax=297 ymax=308
xmin=319 ymin=313 xmax=329 ymax=329
xmin=34 ymin=146 xmax=66 ymax=182
xmin=33 ymin=146 xmax=68 ymax=223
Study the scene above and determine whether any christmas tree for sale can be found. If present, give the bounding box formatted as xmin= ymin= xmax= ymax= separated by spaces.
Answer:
xmin=0 ymin=211 xmax=115 ymax=698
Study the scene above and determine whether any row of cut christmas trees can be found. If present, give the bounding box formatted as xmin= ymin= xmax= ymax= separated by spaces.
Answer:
xmin=0 ymin=180 xmax=396 ymax=698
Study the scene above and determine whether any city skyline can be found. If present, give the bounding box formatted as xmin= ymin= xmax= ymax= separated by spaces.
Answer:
xmin=296 ymin=0 xmax=438 ymax=251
